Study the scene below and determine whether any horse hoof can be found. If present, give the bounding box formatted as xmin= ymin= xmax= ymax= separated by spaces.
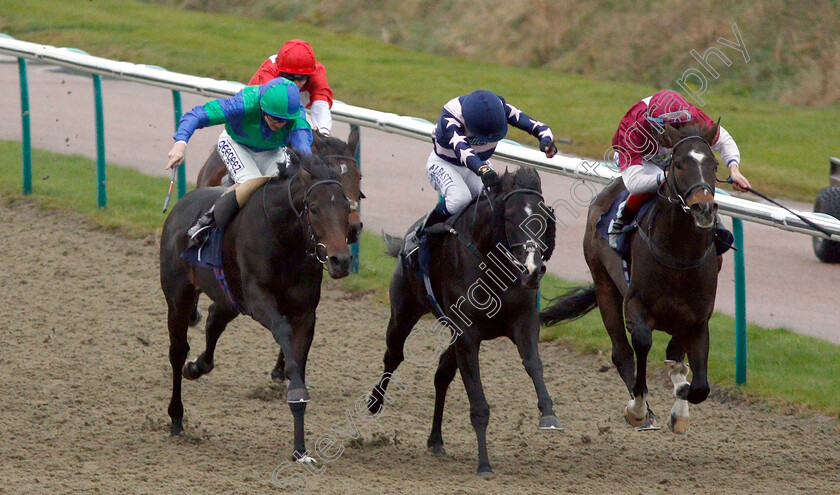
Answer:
xmin=476 ymin=468 xmax=495 ymax=479
xmin=366 ymin=395 xmax=384 ymax=415
xmin=189 ymin=307 xmax=202 ymax=327
xmin=170 ymin=421 xmax=183 ymax=437
xmin=292 ymin=452 xmax=318 ymax=464
xmin=183 ymin=360 xmax=213 ymax=380
xmin=538 ymin=415 xmax=564 ymax=431
xmin=183 ymin=361 xmax=201 ymax=380
xmin=667 ymin=413 xmax=690 ymax=434
xmin=428 ymin=444 xmax=447 ymax=457
xmin=286 ymin=388 xmax=311 ymax=404
xmin=625 ymin=406 xmax=661 ymax=431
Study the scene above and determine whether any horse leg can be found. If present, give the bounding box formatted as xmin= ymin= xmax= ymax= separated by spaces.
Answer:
xmin=512 ymin=312 xmax=562 ymax=431
xmin=245 ymin=287 xmax=308 ymax=403
xmin=624 ymin=298 xmax=659 ymax=430
xmin=288 ymin=311 xmax=317 ymax=462
xmin=367 ymin=282 xmax=426 ymax=415
xmin=165 ymin=289 xmax=198 ymax=436
xmin=271 ymin=349 xmax=285 ymax=384
xmin=183 ymin=303 xmax=237 ymax=380
xmin=667 ymin=323 xmax=711 ymax=434
xmin=593 ymin=277 xmax=647 ymax=427
xmin=456 ymin=339 xmax=494 ymax=477
xmin=427 ymin=345 xmax=457 ymax=457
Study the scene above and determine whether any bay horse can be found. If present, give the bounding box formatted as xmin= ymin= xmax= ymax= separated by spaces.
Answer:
xmin=540 ymin=123 xmax=723 ymax=434
xmin=159 ymin=153 xmax=350 ymax=461
xmin=368 ymin=167 xmax=561 ymax=477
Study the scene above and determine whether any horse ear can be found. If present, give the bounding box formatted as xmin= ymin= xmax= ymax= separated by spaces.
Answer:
xmin=703 ymin=118 xmax=721 ymax=145
xmin=658 ymin=124 xmax=682 ymax=148
xmin=347 ymin=126 xmax=360 ymax=156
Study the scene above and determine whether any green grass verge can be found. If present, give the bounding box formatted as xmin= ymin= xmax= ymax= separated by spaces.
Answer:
xmin=2 ymin=0 xmax=840 ymax=202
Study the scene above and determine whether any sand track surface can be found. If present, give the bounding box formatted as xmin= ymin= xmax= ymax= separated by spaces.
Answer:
xmin=1 ymin=200 xmax=838 ymax=494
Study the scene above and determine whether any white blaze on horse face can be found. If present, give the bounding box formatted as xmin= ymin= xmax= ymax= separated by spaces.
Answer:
xmin=340 ymin=164 xmax=348 ymax=175
xmin=688 ymin=149 xmax=709 ymax=183
xmin=522 ymin=204 xmax=538 ymax=274
xmin=525 ymin=250 xmax=538 ymax=275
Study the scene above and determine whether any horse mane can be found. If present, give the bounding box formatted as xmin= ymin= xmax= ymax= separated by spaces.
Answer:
xmin=286 ymin=152 xmax=339 ymax=181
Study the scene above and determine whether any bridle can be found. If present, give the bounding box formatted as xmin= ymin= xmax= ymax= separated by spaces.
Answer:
xmin=284 ymin=175 xmax=346 ymax=264
xmin=320 ymin=153 xmax=362 ymax=214
xmin=499 ymin=188 xmax=553 ymax=260
xmin=660 ymin=135 xmax=716 ymax=213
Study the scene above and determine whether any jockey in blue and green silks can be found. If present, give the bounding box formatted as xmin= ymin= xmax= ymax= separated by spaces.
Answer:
xmin=165 ymin=77 xmax=313 ymax=246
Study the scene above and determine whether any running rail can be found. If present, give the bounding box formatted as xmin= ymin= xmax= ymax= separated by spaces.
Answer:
xmin=2 ymin=36 xmax=838 ymax=240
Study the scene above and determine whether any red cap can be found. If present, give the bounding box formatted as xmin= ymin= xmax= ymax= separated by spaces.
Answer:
xmin=277 ymin=40 xmax=316 ymax=75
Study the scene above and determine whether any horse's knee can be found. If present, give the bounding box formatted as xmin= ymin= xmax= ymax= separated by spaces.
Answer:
xmin=630 ymin=328 xmax=653 ymax=353
xmin=687 ymin=382 xmax=710 ymax=404
xmin=169 ymin=343 xmax=189 ymax=365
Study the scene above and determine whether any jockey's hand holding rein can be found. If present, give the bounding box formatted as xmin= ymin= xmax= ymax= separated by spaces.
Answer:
xmin=728 ymin=163 xmax=751 ymax=192
xmin=166 ymin=141 xmax=187 ymax=170
xmin=541 ymin=137 xmax=558 ymax=159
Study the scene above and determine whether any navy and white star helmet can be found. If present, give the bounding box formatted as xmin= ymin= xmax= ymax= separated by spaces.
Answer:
xmin=461 ymin=90 xmax=508 ymax=143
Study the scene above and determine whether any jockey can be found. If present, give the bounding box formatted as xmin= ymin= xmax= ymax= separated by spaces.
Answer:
xmin=608 ymin=89 xmax=751 ymax=250
xmin=165 ymin=77 xmax=313 ymax=246
xmin=404 ymin=89 xmax=557 ymax=252
xmin=249 ymin=39 xmax=334 ymax=136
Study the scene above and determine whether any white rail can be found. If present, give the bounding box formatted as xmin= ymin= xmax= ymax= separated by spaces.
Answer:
xmin=3 ymin=36 xmax=839 ymax=240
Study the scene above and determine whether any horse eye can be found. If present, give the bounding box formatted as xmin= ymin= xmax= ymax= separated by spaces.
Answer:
xmin=309 ymin=205 xmax=320 ymax=215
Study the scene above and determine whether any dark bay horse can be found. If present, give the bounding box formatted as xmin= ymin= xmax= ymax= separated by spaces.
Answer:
xmin=368 ymin=167 xmax=561 ymax=477
xmin=540 ymin=123 xmax=723 ymax=434
xmin=160 ymin=153 xmax=350 ymax=461
xmin=195 ymin=129 xmax=362 ymax=243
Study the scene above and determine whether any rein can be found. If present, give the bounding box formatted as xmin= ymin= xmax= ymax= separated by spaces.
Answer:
xmin=454 ymin=187 xmax=549 ymax=263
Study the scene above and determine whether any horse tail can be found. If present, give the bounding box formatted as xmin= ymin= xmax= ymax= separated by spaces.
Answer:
xmin=382 ymin=231 xmax=403 ymax=258
xmin=540 ymin=285 xmax=598 ymax=326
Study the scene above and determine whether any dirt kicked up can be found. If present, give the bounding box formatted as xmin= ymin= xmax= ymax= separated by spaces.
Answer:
xmin=1 ymin=200 xmax=838 ymax=495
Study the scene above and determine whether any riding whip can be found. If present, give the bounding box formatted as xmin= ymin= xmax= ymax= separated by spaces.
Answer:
xmin=728 ymin=178 xmax=832 ymax=237
xmin=162 ymin=166 xmax=177 ymax=213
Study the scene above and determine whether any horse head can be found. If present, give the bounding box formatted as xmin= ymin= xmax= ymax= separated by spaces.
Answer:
xmin=290 ymin=153 xmax=352 ymax=279
xmin=490 ymin=167 xmax=555 ymax=289
xmin=656 ymin=122 xmax=720 ymax=230
xmin=312 ymin=128 xmax=363 ymax=244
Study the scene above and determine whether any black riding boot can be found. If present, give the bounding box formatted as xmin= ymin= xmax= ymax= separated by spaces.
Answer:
xmin=187 ymin=192 xmax=241 ymax=247
xmin=404 ymin=200 xmax=451 ymax=255
xmin=187 ymin=205 xmax=216 ymax=247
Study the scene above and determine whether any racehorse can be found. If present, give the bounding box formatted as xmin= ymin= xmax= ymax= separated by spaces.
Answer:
xmin=540 ymin=122 xmax=723 ymax=434
xmin=159 ymin=153 xmax=350 ymax=461
xmin=189 ymin=128 xmax=362 ymax=342
xmin=367 ymin=166 xmax=561 ymax=477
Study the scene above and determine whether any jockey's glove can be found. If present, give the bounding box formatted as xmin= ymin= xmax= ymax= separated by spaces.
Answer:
xmin=478 ymin=165 xmax=501 ymax=190
xmin=540 ymin=137 xmax=558 ymax=157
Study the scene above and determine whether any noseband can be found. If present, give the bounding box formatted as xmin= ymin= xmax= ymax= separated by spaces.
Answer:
xmin=662 ymin=135 xmax=716 ymax=213
xmin=285 ymin=176 xmax=345 ymax=264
